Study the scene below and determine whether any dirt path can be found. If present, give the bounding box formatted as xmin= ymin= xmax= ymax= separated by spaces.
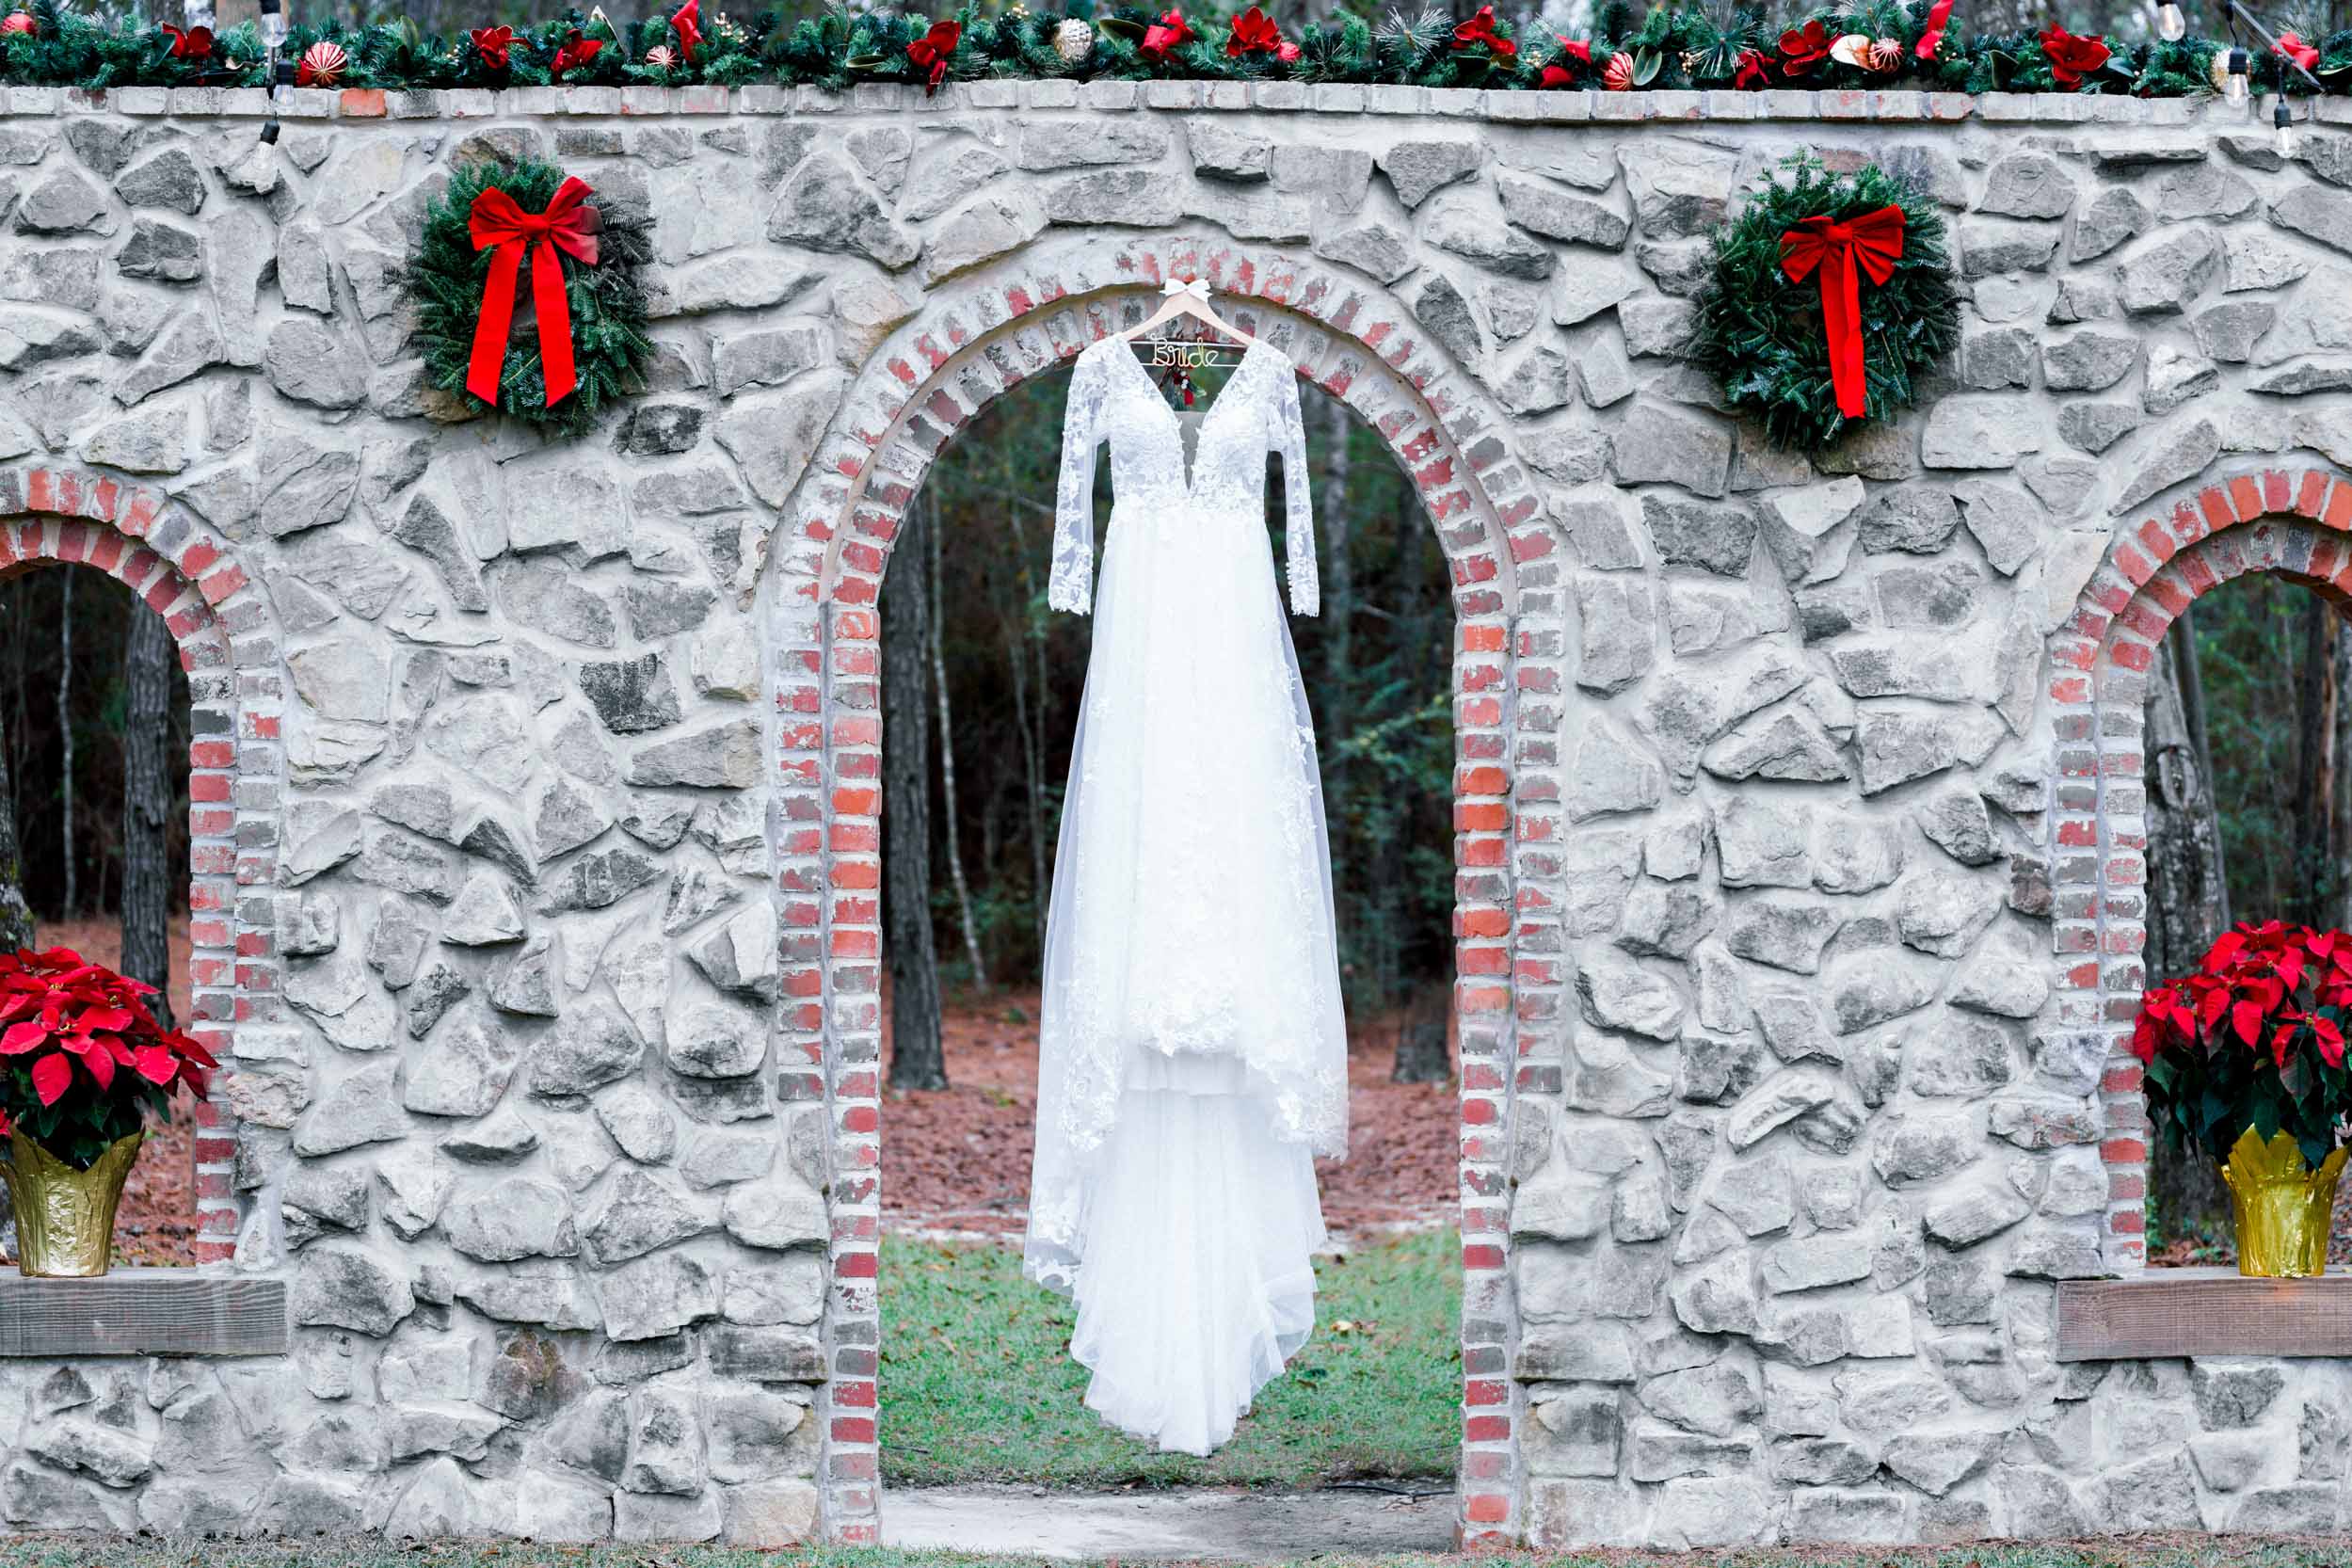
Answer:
xmin=882 ymin=1483 xmax=1455 ymax=1560
xmin=880 ymin=987 xmax=1458 ymax=1236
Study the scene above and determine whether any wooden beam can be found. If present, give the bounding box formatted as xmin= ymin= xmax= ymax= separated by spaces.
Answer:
xmin=2057 ymin=1267 xmax=2352 ymax=1361
xmin=0 ymin=1270 xmax=286 ymax=1357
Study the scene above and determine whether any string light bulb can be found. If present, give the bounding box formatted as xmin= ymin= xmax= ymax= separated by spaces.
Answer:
xmin=257 ymin=0 xmax=286 ymax=52
xmin=2155 ymin=1 xmax=2185 ymax=40
xmin=2226 ymin=46 xmax=2250 ymax=103
xmin=2277 ymin=98 xmax=2296 ymax=157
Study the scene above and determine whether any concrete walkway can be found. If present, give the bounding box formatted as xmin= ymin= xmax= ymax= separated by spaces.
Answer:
xmin=881 ymin=1482 xmax=1457 ymax=1560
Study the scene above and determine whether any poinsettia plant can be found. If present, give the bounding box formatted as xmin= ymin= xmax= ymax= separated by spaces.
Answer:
xmin=2131 ymin=921 xmax=2352 ymax=1170
xmin=0 ymin=948 xmax=214 ymax=1171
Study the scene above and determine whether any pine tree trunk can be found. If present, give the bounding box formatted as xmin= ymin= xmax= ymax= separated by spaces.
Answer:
xmin=1393 ymin=982 xmax=1451 ymax=1083
xmin=1000 ymin=505 xmax=1050 ymax=958
xmin=0 ymin=725 xmax=35 ymax=956
xmin=883 ymin=504 xmax=947 ymax=1092
xmin=2144 ymin=621 xmax=2232 ymax=1251
xmin=2290 ymin=597 xmax=2339 ymax=929
xmin=121 ymin=604 xmax=174 ymax=1028
xmin=929 ymin=492 xmax=988 ymax=993
xmin=56 ymin=572 xmax=74 ymax=917
xmin=1320 ymin=395 xmax=1353 ymax=808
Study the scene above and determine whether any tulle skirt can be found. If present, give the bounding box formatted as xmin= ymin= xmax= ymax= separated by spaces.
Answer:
xmin=1063 ymin=1048 xmax=1325 ymax=1456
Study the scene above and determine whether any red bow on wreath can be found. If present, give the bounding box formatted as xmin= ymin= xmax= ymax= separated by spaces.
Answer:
xmin=466 ymin=177 xmax=600 ymax=408
xmin=1779 ymin=205 xmax=1904 ymax=421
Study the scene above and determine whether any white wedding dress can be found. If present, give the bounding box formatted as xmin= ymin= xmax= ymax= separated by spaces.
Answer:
xmin=1023 ymin=334 xmax=1349 ymax=1456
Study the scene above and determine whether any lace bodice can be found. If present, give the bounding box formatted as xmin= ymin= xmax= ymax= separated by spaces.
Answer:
xmin=1050 ymin=338 xmax=1319 ymax=617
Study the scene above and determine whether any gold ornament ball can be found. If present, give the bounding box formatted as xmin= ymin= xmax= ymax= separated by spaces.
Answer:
xmin=1053 ymin=17 xmax=1093 ymax=65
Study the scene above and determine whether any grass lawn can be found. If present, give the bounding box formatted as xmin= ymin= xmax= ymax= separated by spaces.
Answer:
xmin=5 ymin=1537 xmax=2352 ymax=1568
xmin=878 ymin=1227 xmax=1460 ymax=1488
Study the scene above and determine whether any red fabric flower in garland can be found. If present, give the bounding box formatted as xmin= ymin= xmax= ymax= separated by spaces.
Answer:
xmin=1537 ymin=37 xmax=1589 ymax=88
xmin=907 ymin=19 xmax=960 ymax=94
xmin=1735 ymin=47 xmax=1771 ymax=88
xmin=2276 ymin=31 xmax=2321 ymax=72
xmin=671 ymin=0 xmax=702 ymax=62
xmin=470 ymin=25 xmax=514 ymax=71
xmin=162 ymin=24 xmax=215 ymax=60
xmin=2037 ymin=24 xmax=2109 ymax=88
xmin=1141 ymin=8 xmax=1194 ymax=61
xmin=1451 ymin=6 xmax=1515 ymax=59
xmin=1914 ymin=0 xmax=1953 ymax=60
xmin=1776 ymin=20 xmax=1832 ymax=75
xmin=1225 ymin=6 xmax=1286 ymax=58
xmin=552 ymin=30 xmax=604 ymax=77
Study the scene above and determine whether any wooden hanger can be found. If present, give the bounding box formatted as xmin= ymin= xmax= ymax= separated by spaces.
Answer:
xmin=1115 ymin=278 xmax=1259 ymax=358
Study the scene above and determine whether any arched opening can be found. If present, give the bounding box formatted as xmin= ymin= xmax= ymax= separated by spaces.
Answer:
xmin=785 ymin=240 xmax=1536 ymax=1545
xmin=871 ymin=342 xmax=1464 ymax=1504
xmin=0 ymin=480 xmax=273 ymax=1272
xmin=2061 ymin=468 xmax=2352 ymax=1272
xmin=0 ymin=560 xmax=194 ymax=1264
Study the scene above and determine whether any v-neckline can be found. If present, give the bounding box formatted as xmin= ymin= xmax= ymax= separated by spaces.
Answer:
xmin=1105 ymin=336 xmax=1270 ymax=498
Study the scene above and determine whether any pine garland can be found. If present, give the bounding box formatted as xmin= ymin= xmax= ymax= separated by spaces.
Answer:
xmin=1690 ymin=154 xmax=1960 ymax=453
xmin=408 ymin=155 xmax=655 ymax=439
xmin=0 ymin=2 xmax=2338 ymax=98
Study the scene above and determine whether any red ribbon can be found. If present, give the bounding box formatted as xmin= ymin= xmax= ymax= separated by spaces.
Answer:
xmin=1778 ymin=205 xmax=1905 ymax=421
xmin=466 ymin=177 xmax=600 ymax=408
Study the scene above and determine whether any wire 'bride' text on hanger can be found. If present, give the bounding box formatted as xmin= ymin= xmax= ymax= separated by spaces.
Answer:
xmin=1118 ymin=278 xmax=1259 ymax=408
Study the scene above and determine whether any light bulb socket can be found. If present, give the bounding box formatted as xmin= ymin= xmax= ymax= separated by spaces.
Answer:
xmin=2276 ymin=100 xmax=2294 ymax=127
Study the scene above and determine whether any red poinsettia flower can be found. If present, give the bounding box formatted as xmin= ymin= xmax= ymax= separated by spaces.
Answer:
xmin=552 ymin=30 xmax=604 ymax=77
xmin=1225 ymin=5 xmax=1285 ymax=58
xmin=1735 ymin=47 xmax=1771 ymax=88
xmin=2038 ymin=24 xmax=2109 ymax=88
xmin=907 ymin=19 xmax=960 ymax=93
xmin=1451 ymin=6 xmax=1515 ymax=59
xmin=470 ymin=25 xmax=514 ymax=71
xmin=671 ymin=0 xmax=702 ymax=62
xmin=0 ymin=947 xmax=216 ymax=1125
xmin=1914 ymin=0 xmax=1953 ymax=59
xmin=1777 ymin=19 xmax=1832 ymax=74
xmin=0 ymin=10 xmax=36 ymax=37
xmin=1141 ymin=8 xmax=1194 ymax=60
xmin=2276 ymin=31 xmax=2321 ymax=72
xmin=162 ymin=24 xmax=215 ymax=60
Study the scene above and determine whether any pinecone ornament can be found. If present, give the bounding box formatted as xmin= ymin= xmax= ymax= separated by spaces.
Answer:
xmin=1867 ymin=37 xmax=1903 ymax=72
xmin=1603 ymin=50 xmax=1635 ymax=90
xmin=1053 ymin=17 xmax=1093 ymax=66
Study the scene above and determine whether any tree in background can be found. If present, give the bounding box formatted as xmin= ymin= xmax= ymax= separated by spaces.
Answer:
xmin=884 ymin=496 xmax=949 ymax=1092
xmin=121 ymin=603 xmax=174 ymax=1028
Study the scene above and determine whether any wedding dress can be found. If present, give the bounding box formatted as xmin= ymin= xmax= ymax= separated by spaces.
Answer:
xmin=1023 ymin=331 xmax=1349 ymax=1456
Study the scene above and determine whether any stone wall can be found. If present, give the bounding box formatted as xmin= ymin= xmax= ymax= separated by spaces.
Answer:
xmin=2 ymin=75 xmax=2351 ymax=1547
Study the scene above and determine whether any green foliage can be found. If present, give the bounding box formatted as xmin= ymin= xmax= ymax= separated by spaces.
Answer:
xmin=1691 ymin=152 xmax=1960 ymax=454
xmin=881 ymin=1230 xmax=1459 ymax=1487
xmin=408 ymin=154 xmax=655 ymax=439
xmin=0 ymin=2 xmax=2250 ymax=97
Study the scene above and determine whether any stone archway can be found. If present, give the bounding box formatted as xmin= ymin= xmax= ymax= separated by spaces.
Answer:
xmin=0 ymin=464 xmax=286 ymax=1267
xmin=768 ymin=232 xmax=1553 ymax=1545
xmin=2053 ymin=463 xmax=2352 ymax=1274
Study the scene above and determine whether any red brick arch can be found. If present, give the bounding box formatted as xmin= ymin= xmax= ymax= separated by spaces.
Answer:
xmin=0 ymin=464 xmax=284 ymax=1267
xmin=2052 ymin=464 xmax=2352 ymax=1272
xmin=770 ymin=234 xmax=1548 ymax=1546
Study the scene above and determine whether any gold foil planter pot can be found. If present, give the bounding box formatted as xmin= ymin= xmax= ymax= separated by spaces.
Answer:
xmin=0 ymin=1128 xmax=142 ymax=1278
xmin=2219 ymin=1127 xmax=2347 ymax=1279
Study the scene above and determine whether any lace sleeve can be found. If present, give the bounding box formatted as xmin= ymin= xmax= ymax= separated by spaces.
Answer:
xmin=1050 ymin=347 xmax=1110 ymax=616
xmin=1269 ymin=361 xmax=1318 ymax=617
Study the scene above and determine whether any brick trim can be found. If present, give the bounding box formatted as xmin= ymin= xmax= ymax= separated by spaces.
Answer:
xmin=2054 ymin=465 xmax=2352 ymax=1272
xmin=776 ymin=239 xmax=1532 ymax=1545
xmin=0 ymin=464 xmax=283 ymax=1269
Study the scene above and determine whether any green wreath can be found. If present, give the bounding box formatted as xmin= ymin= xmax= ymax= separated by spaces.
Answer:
xmin=410 ymin=156 xmax=655 ymax=439
xmin=1692 ymin=155 xmax=1960 ymax=454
